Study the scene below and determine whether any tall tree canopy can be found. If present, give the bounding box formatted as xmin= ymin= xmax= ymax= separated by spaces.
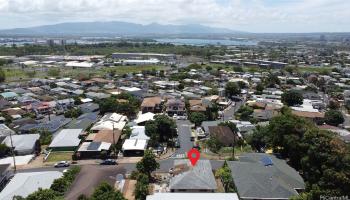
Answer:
xmin=325 ymin=109 xmax=344 ymax=126
xmin=136 ymin=150 xmax=160 ymax=178
xmin=281 ymin=90 xmax=304 ymax=106
xmin=225 ymin=82 xmax=240 ymax=98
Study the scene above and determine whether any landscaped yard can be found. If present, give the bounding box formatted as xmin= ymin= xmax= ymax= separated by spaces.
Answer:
xmin=46 ymin=152 xmax=73 ymax=162
xmin=200 ymin=142 xmax=253 ymax=160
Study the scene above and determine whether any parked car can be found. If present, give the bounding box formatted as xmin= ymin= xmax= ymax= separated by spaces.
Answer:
xmin=54 ymin=161 xmax=70 ymax=168
xmin=100 ymin=159 xmax=117 ymax=165
xmin=177 ymin=115 xmax=187 ymax=120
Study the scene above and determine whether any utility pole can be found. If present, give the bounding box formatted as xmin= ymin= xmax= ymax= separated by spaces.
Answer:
xmin=9 ymin=131 xmax=16 ymax=173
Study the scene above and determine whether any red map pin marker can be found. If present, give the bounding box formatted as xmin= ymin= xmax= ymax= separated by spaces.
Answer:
xmin=187 ymin=148 xmax=200 ymax=166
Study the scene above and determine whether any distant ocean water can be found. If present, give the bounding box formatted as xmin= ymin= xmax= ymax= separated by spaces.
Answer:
xmin=155 ymin=38 xmax=257 ymax=46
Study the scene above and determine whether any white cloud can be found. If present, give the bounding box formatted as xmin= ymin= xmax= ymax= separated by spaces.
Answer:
xmin=0 ymin=0 xmax=349 ymax=32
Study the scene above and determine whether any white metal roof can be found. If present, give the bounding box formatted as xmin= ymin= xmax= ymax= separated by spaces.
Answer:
xmin=49 ymin=129 xmax=82 ymax=148
xmin=122 ymin=139 xmax=147 ymax=151
xmin=65 ymin=61 xmax=94 ymax=68
xmin=130 ymin=126 xmax=150 ymax=140
xmin=135 ymin=112 xmax=155 ymax=124
xmin=91 ymin=121 xmax=126 ymax=131
xmin=0 ymin=171 xmax=63 ymax=200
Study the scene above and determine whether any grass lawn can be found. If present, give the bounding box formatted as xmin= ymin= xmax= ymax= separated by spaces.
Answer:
xmin=46 ymin=152 xmax=73 ymax=162
xmin=201 ymin=143 xmax=253 ymax=160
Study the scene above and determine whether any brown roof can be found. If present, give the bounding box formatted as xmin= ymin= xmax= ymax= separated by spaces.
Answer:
xmin=90 ymin=78 xmax=113 ymax=84
xmin=141 ymin=96 xmax=161 ymax=107
xmin=208 ymin=126 xmax=236 ymax=146
xmin=189 ymin=99 xmax=207 ymax=112
xmin=81 ymin=80 xmax=95 ymax=84
xmin=2 ymin=108 xmax=26 ymax=115
xmin=292 ymin=110 xmax=325 ymax=119
xmin=255 ymin=102 xmax=267 ymax=108
xmin=93 ymin=129 xmax=121 ymax=144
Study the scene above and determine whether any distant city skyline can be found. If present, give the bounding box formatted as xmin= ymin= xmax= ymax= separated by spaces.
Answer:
xmin=0 ymin=0 xmax=349 ymax=33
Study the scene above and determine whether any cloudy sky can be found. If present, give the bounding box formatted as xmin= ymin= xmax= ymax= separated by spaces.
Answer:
xmin=0 ymin=0 xmax=349 ymax=33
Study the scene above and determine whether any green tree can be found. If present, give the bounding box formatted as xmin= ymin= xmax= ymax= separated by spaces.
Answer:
xmin=281 ymin=90 xmax=303 ymax=106
xmin=233 ymin=66 xmax=243 ymax=72
xmin=26 ymin=189 xmax=60 ymax=200
xmin=268 ymin=112 xmax=308 ymax=169
xmin=38 ymin=130 xmax=52 ymax=145
xmin=99 ymin=97 xmax=118 ymax=114
xmin=255 ymin=83 xmax=264 ymax=95
xmin=328 ymin=99 xmax=340 ymax=110
xmin=325 ymin=110 xmax=344 ymax=126
xmin=246 ymin=125 xmax=269 ymax=152
xmin=0 ymin=143 xmax=10 ymax=158
xmin=136 ymin=150 xmax=159 ymax=178
xmin=47 ymin=68 xmax=60 ymax=77
xmin=178 ymin=83 xmax=184 ymax=90
xmin=134 ymin=173 xmax=149 ymax=200
xmin=50 ymin=178 xmax=69 ymax=194
xmin=206 ymin=66 xmax=213 ymax=71
xmin=73 ymin=96 xmax=83 ymax=105
xmin=300 ymin=129 xmax=350 ymax=195
xmin=225 ymin=82 xmax=240 ymax=98
xmin=189 ymin=112 xmax=207 ymax=126
xmin=91 ymin=182 xmax=126 ymax=200
xmin=64 ymin=108 xmax=83 ymax=118
xmin=236 ymin=106 xmax=253 ymax=121
xmin=145 ymin=115 xmax=176 ymax=144
xmin=145 ymin=121 xmax=159 ymax=146
xmin=265 ymin=73 xmax=280 ymax=87
xmin=207 ymin=136 xmax=223 ymax=153
xmin=215 ymin=161 xmax=235 ymax=192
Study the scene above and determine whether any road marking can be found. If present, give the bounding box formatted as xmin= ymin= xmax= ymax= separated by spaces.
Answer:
xmin=172 ymin=153 xmax=186 ymax=158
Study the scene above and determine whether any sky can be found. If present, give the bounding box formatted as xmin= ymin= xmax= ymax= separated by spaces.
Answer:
xmin=0 ymin=0 xmax=349 ymax=33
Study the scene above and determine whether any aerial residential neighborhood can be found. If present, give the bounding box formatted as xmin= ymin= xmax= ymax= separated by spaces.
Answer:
xmin=0 ymin=1 xmax=349 ymax=200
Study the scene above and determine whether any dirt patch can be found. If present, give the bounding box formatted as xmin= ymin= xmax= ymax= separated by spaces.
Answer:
xmin=123 ymin=179 xmax=136 ymax=200
xmin=65 ymin=165 xmax=127 ymax=200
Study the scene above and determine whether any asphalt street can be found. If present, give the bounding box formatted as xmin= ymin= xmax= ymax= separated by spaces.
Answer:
xmin=17 ymin=159 xmax=225 ymax=174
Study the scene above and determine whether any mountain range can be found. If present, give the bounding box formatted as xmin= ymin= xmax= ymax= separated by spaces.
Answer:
xmin=0 ymin=21 xmax=241 ymax=36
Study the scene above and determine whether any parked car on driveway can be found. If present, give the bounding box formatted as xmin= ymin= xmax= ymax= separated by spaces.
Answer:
xmin=100 ymin=159 xmax=117 ymax=165
xmin=54 ymin=161 xmax=70 ymax=168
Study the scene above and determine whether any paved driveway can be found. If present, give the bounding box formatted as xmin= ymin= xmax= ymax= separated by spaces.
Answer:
xmin=173 ymin=120 xmax=193 ymax=158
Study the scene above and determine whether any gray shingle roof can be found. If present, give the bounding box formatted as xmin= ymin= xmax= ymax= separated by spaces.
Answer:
xmin=228 ymin=153 xmax=305 ymax=199
xmin=3 ymin=134 xmax=40 ymax=152
xmin=169 ymin=160 xmax=217 ymax=191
